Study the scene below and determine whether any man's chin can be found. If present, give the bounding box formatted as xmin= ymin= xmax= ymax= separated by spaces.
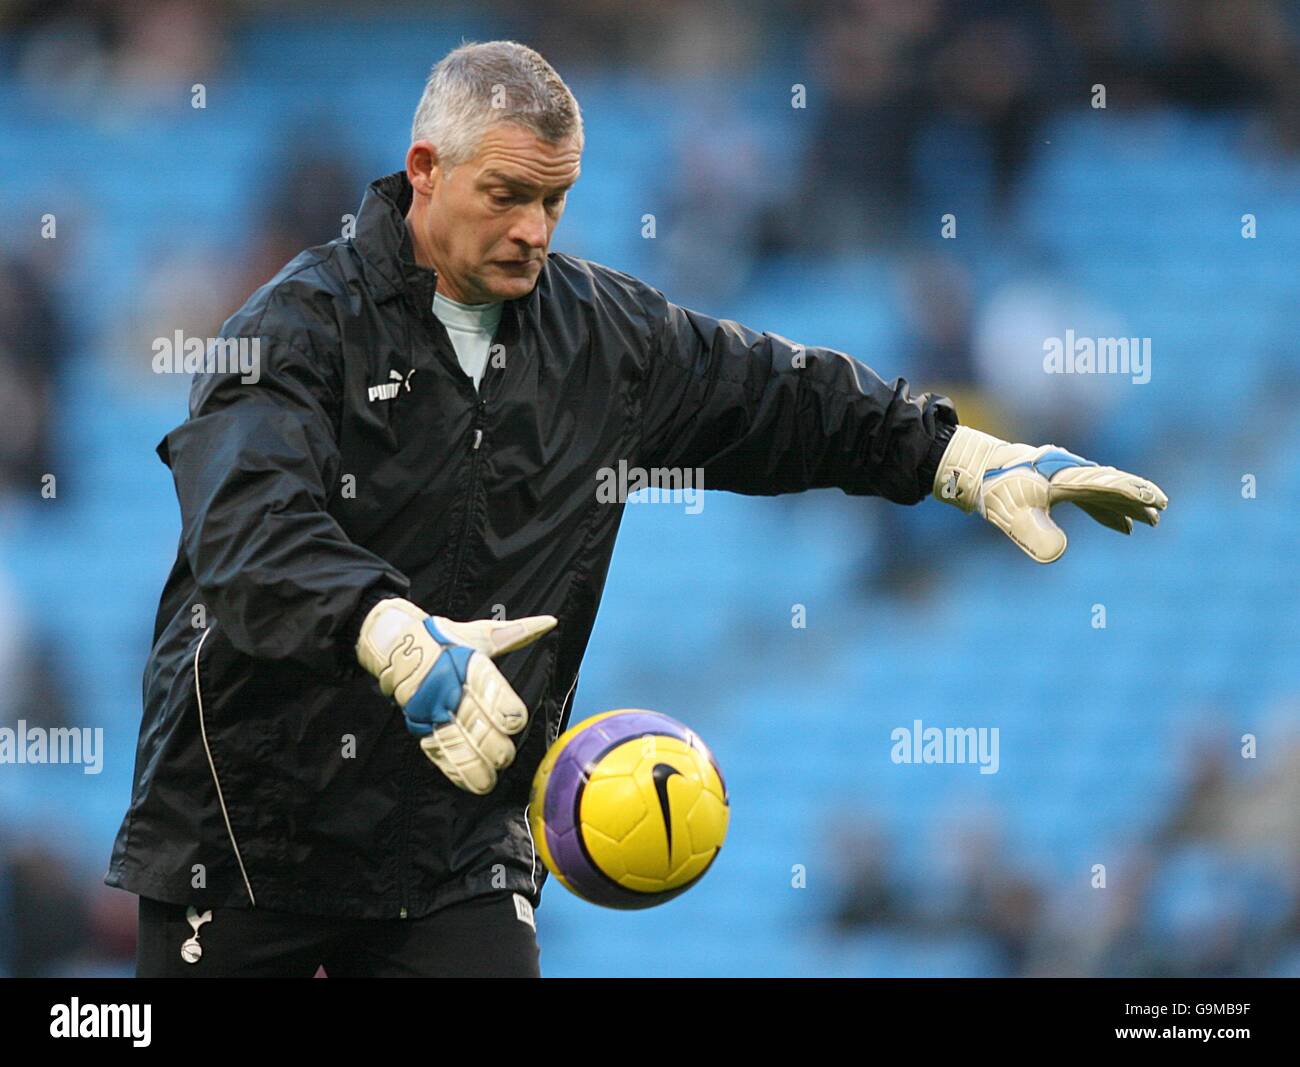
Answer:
xmin=490 ymin=259 xmax=542 ymax=294
xmin=482 ymin=274 xmax=538 ymax=302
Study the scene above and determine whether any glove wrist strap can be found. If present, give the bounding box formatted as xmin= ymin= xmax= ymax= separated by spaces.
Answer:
xmin=932 ymin=426 xmax=1007 ymax=513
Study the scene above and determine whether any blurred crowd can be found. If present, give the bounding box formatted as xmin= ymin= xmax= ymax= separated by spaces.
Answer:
xmin=1 ymin=0 xmax=1296 ymax=975
xmin=826 ymin=710 xmax=1300 ymax=977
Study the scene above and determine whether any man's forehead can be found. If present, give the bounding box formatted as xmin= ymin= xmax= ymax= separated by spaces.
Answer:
xmin=470 ymin=126 xmax=581 ymax=187
xmin=480 ymin=166 xmax=580 ymax=191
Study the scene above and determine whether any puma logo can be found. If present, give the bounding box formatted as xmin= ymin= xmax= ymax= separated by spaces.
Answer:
xmin=368 ymin=368 xmax=416 ymax=402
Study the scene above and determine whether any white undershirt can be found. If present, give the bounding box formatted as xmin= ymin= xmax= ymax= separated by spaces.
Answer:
xmin=432 ymin=291 xmax=503 ymax=392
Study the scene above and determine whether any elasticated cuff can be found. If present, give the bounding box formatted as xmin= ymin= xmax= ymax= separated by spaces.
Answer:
xmin=918 ymin=419 xmax=958 ymax=499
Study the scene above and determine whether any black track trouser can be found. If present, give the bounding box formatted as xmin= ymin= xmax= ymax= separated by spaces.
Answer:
xmin=135 ymin=891 xmax=542 ymax=978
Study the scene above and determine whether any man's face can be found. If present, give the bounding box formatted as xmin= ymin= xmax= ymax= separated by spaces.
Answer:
xmin=407 ymin=123 xmax=581 ymax=304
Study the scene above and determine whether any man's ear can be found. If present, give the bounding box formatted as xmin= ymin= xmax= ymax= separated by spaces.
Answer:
xmin=406 ymin=141 xmax=441 ymax=197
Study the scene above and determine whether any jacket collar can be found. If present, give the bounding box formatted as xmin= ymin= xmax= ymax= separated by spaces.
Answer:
xmin=353 ymin=170 xmax=524 ymax=345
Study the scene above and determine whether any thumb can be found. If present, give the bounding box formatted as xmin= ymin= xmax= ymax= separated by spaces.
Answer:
xmin=430 ymin=614 xmax=558 ymax=656
xmin=1008 ymin=506 xmax=1068 ymax=564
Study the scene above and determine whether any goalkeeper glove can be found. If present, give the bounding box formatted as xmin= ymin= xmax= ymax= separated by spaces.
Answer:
xmin=356 ymin=598 xmax=557 ymax=794
xmin=932 ymin=426 xmax=1168 ymax=563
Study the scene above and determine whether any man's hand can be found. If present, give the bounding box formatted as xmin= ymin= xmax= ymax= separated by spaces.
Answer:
xmin=356 ymin=598 xmax=557 ymax=794
xmin=932 ymin=426 xmax=1168 ymax=563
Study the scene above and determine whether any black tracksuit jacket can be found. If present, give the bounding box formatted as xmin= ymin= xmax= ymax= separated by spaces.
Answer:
xmin=106 ymin=170 xmax=958 ymax=919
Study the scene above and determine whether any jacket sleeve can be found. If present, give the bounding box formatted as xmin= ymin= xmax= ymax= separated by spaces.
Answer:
xmin=637 ymin=287 xmax=959 ymax=503
xmin=158 ymin=329 xmax=409 ymax=677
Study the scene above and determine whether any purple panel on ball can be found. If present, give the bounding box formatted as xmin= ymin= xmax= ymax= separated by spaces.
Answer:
xmin=543 ymin=753 xmax=593 ymax=887
xmin=542 ymin=711 xmax=697 ymax=907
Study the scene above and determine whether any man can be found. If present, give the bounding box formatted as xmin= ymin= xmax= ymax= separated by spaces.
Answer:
xmin=106 ymin=40 xmax=1167 ymax=978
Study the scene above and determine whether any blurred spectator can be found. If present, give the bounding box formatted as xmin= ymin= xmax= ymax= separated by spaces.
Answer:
xmin=786 ymin=0 xmax=939 ymax=252
xmin=827 ymin=819 xmax=906 ymax=929
xmin=924 ymin=9 xmax=1056 ymax=212
xmin=896 ymin=250 xmax=978 ymax=387
xmin=236 ymin=135 xmax=364 ymax=296
xmin=0 ymin=572 xmax=26 ymax=731
xmin=109 ymin=136 xmax=361 ymax=389
xmin=0 ymin=251 xmax=64 ymax=500
xmin=110 ymin=241 xmax=239 ymax=389
xmin=971 ymin=275 xmax=1125 ymax=450
xmin=657 ymin=102 xmax=777 ymax=303
xmin=829 ymin=806 xmax=1048 ymax=976
xmin=0 ymin=842 xmax=91 ymax=977
xmin=8 ymin=0 xmax=229 ymax=115
xmin=1156 ymin=721 xmax=1300 ymax=861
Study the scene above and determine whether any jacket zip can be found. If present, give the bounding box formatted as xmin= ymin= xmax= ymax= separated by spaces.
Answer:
xmin=396 ymin=324 xmax=491 ymax=919
xmin=447 ymin=394 xmax=487 ymax=608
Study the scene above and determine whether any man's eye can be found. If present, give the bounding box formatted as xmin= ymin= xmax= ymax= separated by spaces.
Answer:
xmin=491 ymin=193 xmax=516 ymax=206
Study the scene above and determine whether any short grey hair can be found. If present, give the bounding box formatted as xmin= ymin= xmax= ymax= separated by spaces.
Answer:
xmin=410 ymin=40 xmax=584 ymax=169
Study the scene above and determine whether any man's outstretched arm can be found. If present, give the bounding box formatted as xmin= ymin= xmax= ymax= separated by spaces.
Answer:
xmin=637 ymin=286 xmax=957 ymax=504
xmin=638 ymin=287 xmax=1167 ymax=561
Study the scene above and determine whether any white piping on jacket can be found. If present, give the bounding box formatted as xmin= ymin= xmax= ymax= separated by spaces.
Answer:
xmin=194 ymin=626 xmax=257 ymax=907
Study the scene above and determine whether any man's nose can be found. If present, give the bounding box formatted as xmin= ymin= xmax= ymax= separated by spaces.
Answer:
xmin=508 ymin=201 xmax=549 ymax=250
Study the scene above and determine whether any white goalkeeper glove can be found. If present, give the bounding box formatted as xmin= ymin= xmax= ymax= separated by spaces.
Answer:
xmin=932 ymin=426 xmax=1168 ymax=563
xmin=356 ymin=598 xmax=557 ymax=794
